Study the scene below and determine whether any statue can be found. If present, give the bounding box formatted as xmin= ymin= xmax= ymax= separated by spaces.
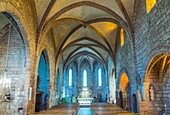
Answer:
xmin=4 ymin=91 xmax=10 ymax=102
xmin=149 ymin=86 xmax=154 ymax=101
xmin=79 ymin=87 xmax=92 ymax=98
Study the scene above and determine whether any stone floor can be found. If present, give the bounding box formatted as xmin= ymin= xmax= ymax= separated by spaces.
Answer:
xmin=77 ymin=107 xmax=92 ymax=115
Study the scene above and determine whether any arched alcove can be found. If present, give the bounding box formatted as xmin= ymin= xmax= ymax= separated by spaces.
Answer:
xmin=79 ymin=58 xmax=92 ymax=88
xmin=132 ymin=94 xmax=138 ymax=113
xmin=93 ymin=60 xmax=108 ymax=102
xmin=64 ymin=60 xmax=78 ymax=101
xmin=140 ymin=53 xmax=170 ymax=114
xmin=35 ymin=49 xmax=50 ymax=112
xmin=119 ymin=73 xmax=130 ymax=110
xmin=0 ymin=12 xmax=30 ymax=114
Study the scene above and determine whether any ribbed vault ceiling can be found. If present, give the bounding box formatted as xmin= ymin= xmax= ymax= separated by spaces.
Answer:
xmin=34 ymin=0 xmax=135 ymax=66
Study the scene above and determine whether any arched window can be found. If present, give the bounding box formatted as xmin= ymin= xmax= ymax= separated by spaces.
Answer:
xmin=83 ymin=69 xmax=87 ymax=87
xmin=146 ymin=0 xmax=156 ymax=13
xmin=120 ymin=28 xmax=124 ymax=47
xmin=69 ymin=69 xmax=72 ymax=86
xmin=98 ymin=68 xmax=102 ymax=86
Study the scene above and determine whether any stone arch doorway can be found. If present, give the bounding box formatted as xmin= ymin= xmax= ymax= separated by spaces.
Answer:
xmin=132 ymin=94 xmax=137 ymax=113
xmin=0 ymin=12 xmax=30 ymax=114
xmin=35 ymin=50 xmax=50 ymax=112
xmin=119 ymin=73 xmax=130 ymax=110
xmin=140 ymin=53 xmax=170 ymax=115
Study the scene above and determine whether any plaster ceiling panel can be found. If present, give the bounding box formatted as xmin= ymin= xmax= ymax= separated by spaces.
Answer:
xmin=62 ymin=46 xmax=80 ymax=63
xmin=52 ymin=21 xmax=79 ymax=49
xmin=67 ymin=55 xmax=96 ymax=66
xmin=91 ymin=22 xmax=118 ymax=52
xmin=34 ymin=0 xmax=51 ymax=25
xmin=63 ymin=27 xmax=108 ymax=49
xmin=46 ymin=0 xmax=126 ymax=22
xmin=62 ymin=42 xmax=110 ymax=63
xmin=76 ymin=40 xmax=97 ymax=45
xmin=91 ymin=46 xmax=109 ymax=61
xmin=72 ymin=47 xmax=102 ymax=60
xmin=0 ymin=14 xmax=9 ymax=31
xmin=120 ymin=0 xmax=135 ymax=19
xmin=56 ymin=6 xmax=114 ymax=22
xmin=78 ymin=55 xmax=96 ymax=64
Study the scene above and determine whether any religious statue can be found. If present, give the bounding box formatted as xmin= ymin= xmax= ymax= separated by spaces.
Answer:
xmin=79 ymin=87 xmax=92 ymax=98
xmin=4 ymin=91 xmax=11 ymax=102
xmin=149 ymin=86 xmax=154 ymax=101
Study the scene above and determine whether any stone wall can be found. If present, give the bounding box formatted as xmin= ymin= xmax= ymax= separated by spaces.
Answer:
xmin=64 ymin=60 xmax=78 ymax=100
xmin=163 ymin=65 xmax=170 ymax=114
xmin=140 ymin=72 xmax=161 ymax=115
xmin=0 ymin=26 xmax=28 ymax=114
xmin=133 ymin=0 xmax=170 ymax=114
xmin=0 ymin=1 xmax=37 ymax=114
xmin=0 ymin=1 xmax=57 ymax=112
xmin=56 ymin=58 xmax=63 ymax=99
xmin=108 ymin=56 xmax=116 ymax=103
xmin=115 ymin=29 xmax=138 ymax=112
xmin=138 ymin=66 xmax=170 ymax=115
xmin=133 ymin=0 xmax=170 ymax=81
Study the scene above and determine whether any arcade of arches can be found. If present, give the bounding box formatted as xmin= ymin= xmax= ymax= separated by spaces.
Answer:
xmin=0 ymin=0 xmax=169 ymax=115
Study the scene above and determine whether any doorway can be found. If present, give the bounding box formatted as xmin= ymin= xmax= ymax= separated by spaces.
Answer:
xmin=35 ymin=92 xmax=43 ymax=112
xmin=133 ymin=94 xmax=137 ymax=113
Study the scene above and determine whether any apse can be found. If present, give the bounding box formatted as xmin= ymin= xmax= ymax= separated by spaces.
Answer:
xmin=62 ymin=54 xmax=110 ymax=103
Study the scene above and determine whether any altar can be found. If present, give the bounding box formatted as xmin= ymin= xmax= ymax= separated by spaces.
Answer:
xmin=77 ymin=87 xmax=93 ymax=105
xmin=77 ymin=97 xmax=93 ymax=105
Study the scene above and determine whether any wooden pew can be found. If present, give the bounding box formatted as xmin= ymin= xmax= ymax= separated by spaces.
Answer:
xmin=31 ymin=103 xmax=79 ymax=115
xmin=51 ymin=103 xmax=79 ymax=115
xmin=31 ymin=110 xmax=74 ymax=115
xmin=95 ymin=112 xmax=135 ymax=115
xmin=91 ymin=104 xmax=122 ymax=115
xmin=31 ymin=113 xmax=73 ymax=115
xmin=91 ymin=103 xmax=136 ymax=115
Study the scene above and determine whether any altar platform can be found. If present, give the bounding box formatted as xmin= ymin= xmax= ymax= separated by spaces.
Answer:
xmin=78 ymin=87 xmax=93 ymax=106
xmin=77 ymin=97 xmax=93 ymax=106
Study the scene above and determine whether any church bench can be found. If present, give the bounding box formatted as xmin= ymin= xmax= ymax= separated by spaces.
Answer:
xmin=50 ymin=107 xmax=78 ymax=114
xmin=93 ymin=110 xmax=126 ymax=115
xmin=114 ymin=113 xmax=136 ymax=115
xmin=95 ymin=112 xmax=135 ymax=115
xmin=53 ymin=103 xmax=79 ymax=107
xmin=91 ymin=104 xmax=123 ymax=115
xmin=30 ymin=110 xmax=74 ymax=115
xmin=30 ymin=113 xmax=73 ymax=115
xmin=92 ymin=106 xmax=122 ymax=114
xmin=92 ymin=106 xmax=121 ymax=109
xmin=91 ymin=104 xmax=116 ymax=107
xmin=52 ymin=104 xmax=78 ymax=109
xmin=92 ymin=109 xmax=123 ymax=115
xmin=46 ymin=109 xmax=76 ymax=114
xmin=50 ymin=103 xmax=79 ymax=115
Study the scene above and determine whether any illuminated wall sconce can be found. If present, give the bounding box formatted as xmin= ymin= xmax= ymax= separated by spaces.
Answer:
xmin=28 ymin=87 xmax=32 ymax=101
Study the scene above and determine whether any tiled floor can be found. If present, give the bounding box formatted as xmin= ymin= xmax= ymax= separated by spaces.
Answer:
xmin=77 ymin=107 xmax=92 ymax=115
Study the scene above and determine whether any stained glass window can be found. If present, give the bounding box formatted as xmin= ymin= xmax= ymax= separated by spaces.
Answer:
xmin=83 ymin=70 xmax=87 ymax=87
